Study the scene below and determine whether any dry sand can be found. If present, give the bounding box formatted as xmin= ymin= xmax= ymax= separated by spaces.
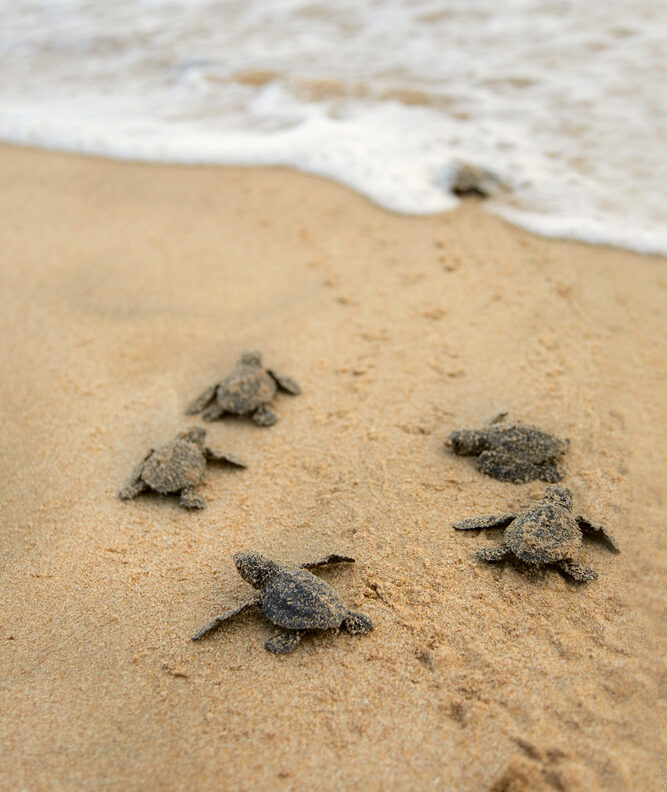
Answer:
xmin=0 ymin=144 xmax=665 ymax=792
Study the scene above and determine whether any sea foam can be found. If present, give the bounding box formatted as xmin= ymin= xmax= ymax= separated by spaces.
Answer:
xmin=1 ymin=0 xmax=665 ymax=253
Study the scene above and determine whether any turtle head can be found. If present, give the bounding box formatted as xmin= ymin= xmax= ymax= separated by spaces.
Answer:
xmin=239 ymin=350 xmax=262 ymax=368
xmin=178 ymin=426 xmax=206 ymax=446
xmin=234 ymin=552 xmax=279 ymax=589
xmin=446 ymin=428 xmax=487 ymax=456
xmin=543 ymin=485 xmax=573 ymax=511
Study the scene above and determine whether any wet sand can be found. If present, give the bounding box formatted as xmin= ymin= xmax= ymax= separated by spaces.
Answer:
xmin=0 ymin=144 xmax=665 ymax=791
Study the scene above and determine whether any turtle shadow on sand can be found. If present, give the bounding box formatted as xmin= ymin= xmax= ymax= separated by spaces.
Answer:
xmin=453 ymin=485 xmax=619 ymax=582
xmin=192 ymin=553 xmax=373 ymax=654
xmin=186 ymin=350 xmax=300 ymax=427
xmin=119 ymin=426 xmax=246 ymax=510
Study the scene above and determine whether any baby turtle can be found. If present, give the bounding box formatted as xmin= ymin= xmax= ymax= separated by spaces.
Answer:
xmin=119 ymin=426 xmax=246 ymax=509
xmin=449 ymin=162 xmax=506 ymax=198
xmin=192 ymin=552 xmax=373 ymax=654
xmin=446 ymin=422 xmax=569 ymax=483
xmin=453 ymin=485 xmax=619 ymax=582
xmin=186 ymin=350 xmax=300 ymax=427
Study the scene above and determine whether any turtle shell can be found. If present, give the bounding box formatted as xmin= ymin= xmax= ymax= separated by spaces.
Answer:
xmin=262 ymin=569 xmax=348 ymax=630
xmin=489 ymin=424 xmax=567 ymax=464
xmin=505 ymin=503 xmax=581 ymax=564
xmin=217 ymin=365 xmax=277 ymax=414
xmin=142 ymin=439 xmax=206 ymax=494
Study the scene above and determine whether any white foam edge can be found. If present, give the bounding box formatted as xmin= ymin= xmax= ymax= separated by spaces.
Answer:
xmin=1 ymin=105 xmax=665 ymax=256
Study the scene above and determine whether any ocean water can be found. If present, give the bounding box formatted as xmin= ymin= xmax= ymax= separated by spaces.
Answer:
xmin=1 ymin=0 xmax=665 ymax=253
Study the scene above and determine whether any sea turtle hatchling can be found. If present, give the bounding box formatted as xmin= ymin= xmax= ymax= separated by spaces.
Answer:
xmin=448 ymin=162 xmax=506 ymax=198
xmin=186 ymin=350 xmax=300 ymax=427
xmin=192 ymin=552 xmax=373 ymax=654
xmin=446 ymin=422 xmax=569 ymax=483
xmin=119 ymin=427 xmax=246 ymax=509
xmin=453 ymin=485 xmax=619 ymax=582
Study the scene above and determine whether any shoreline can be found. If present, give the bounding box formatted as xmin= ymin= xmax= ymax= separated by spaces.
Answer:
xmin=2 ymin=140 xmax=665 ymax=255
xmin=1 ymin=143 xmax=665 ymax=791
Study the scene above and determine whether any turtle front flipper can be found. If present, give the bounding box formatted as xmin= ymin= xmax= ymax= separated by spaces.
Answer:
xmin=119 ymin=478 xmax=147 ymax=500
xmin=453 ymin=514 xmax=516 ymax=531
xmin=119 ymin=452 xmax=152 ymax=500
xmin=252 ymin=406 xmax=278 ymax=426
xmin=576 ymin=516 xmax=620 ymax=552
xmin=556 ymin=559 xmax=598 ymax=582
xmin=186 ymin=384 xmax=218 ymax=415
xmin=191 ymin=598 xmax=261 ymax=641
xmin=342 ymin=612 xmax=373 ymax=634
xmin=268 ymin=369 xmax=301 ymax=395
xmin=265 ymin=630 xmax=304 ymax=654
xmin=180 ymin=487 xmax=207 ymax=509
xmin=476 ymin=545 xmax=511 ymax=562
xmin=300 ymin=554 xmax=355 ymax=569
xmin=202 ymin=404 xmax=225 ymax=421
xmin=204 ymin=448 xmax=247 ymax=468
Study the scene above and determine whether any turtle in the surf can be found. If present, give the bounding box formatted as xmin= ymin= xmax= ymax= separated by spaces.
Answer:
xmin=186 ymin=350 xmax=300 ymax=427
xmin=448 ymin=162 xmax=506 ymax=198
xmin=453 ymin=485 xmax=619 ymax=582
xmin=192 ymin=552 xmax=373 ymax=654
xmin=119 ymin=426 xmax=246 ymax=509
xmin=446 ymin=421 xmax=569 ymax=483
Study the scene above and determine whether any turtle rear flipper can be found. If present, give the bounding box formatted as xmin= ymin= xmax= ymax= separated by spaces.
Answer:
xmin=265 ymin=630 xmax=304 ymax=654
xmin=342 ymin=612 xmax=373 ymax=634
xmin=557 ymin=559 xmax=598 ymax=582
xmin=576 ymin=516 xmax=620 ymax=552
xmin=186 ymin=384 xmax=218 ymax=415
xmin=268 ymin=369 xmax=301 ymax=395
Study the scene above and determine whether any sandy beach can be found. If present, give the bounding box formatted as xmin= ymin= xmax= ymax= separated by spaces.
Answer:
xmin=1 ymin=143 xmax=665 ymax=791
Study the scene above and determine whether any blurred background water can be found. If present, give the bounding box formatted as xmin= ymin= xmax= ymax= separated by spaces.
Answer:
xmin=2 ymin=0 xmax=665 ymax=252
